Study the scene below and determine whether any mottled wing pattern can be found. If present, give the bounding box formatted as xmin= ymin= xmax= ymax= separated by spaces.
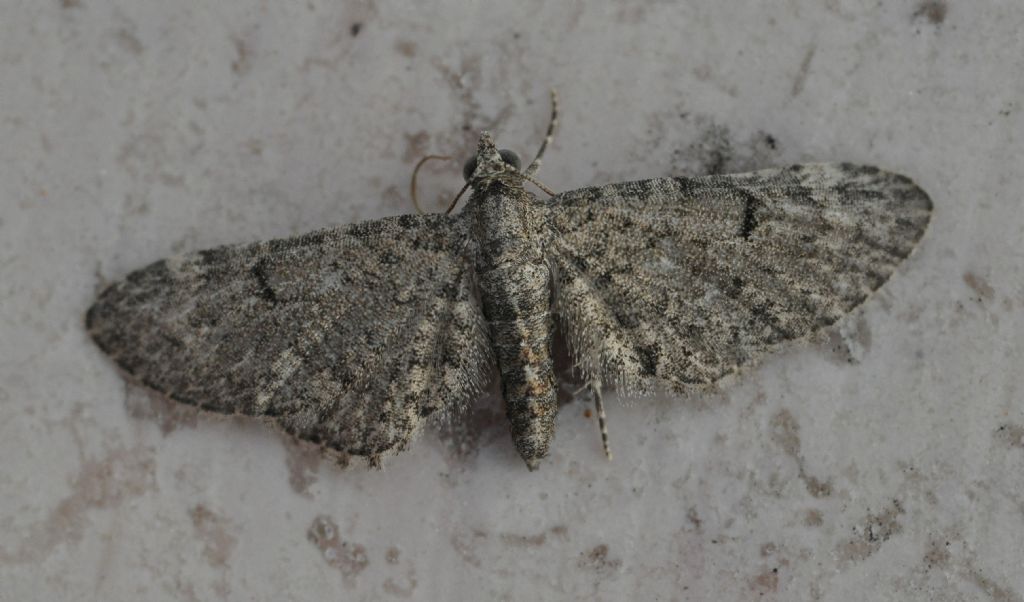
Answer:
xmin=545 ymin=163 xmax=931 ymax=393
xmin=87 ymin=214 xmax=491 ymax=461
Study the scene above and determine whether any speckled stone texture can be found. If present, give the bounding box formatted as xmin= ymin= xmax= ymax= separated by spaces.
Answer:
xmin=1 ymin=1 xmax=1022 ymax=600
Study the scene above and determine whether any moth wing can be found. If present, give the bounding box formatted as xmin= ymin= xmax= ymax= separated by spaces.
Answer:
xmin=545 ymin=163 xmax=931 ymax=393
xmin=88 ymin=213 xmax=492 ymax=462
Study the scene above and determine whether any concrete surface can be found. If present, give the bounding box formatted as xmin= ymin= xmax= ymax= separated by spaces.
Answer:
xmin=1 ymin=1 xmax=1023 ymax=600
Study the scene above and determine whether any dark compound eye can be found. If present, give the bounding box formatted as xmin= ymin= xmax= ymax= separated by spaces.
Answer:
xmin=462 ymin=156 xmax=477 ymax=182
xmin=499 ymin=149 xmax=521 ymax=170
xmin=462 ymin=150 xmax=520 ymax=182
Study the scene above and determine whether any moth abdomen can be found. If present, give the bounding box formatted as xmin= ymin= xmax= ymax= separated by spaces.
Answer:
xmin=489 ymin=317 xmax=558 ymax=470
xmin=475 ymin=202 xmax=559 ymax=469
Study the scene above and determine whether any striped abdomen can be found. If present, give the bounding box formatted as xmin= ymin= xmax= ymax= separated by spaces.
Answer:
xmin=473 ymin=188 xmax=557 ymax=469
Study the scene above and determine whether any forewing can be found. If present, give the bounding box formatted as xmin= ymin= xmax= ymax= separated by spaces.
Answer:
xmin=545 ymin=163 xmax=931 ymax=393
xmin=88 ymin=213 xmax=492 ymax=461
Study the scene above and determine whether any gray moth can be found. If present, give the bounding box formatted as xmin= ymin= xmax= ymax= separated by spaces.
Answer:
xmin=87 ymin=97 xmax=931 ymax=470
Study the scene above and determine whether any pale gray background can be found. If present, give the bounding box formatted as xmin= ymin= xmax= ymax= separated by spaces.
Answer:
xmin=2 ymin=1 xmax=1022 ymax=600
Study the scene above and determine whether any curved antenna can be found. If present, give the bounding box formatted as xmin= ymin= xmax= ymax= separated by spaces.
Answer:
xmin=410 ymin=154 xmax=453 ymax=214
xmin=525 ymin=89 xmax=559 ymax=177
xmin=411 ymin=86 xmax=559 ymax=215
xmin=519 ymin=170 xmax=556 ymax=197
xmin=444 ymin=182 xmax=472 ymax=215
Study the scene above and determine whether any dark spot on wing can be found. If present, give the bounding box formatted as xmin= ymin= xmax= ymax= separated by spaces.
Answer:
xmin=395 ymin=214 xmax=420 ymax=229
xmin=250 ymin=259 xmax=277 ymax=304
xmin=635 ymin=344 xmax=659 ymax=376
xmin=724 ymin=275 xmax=744 ymax=299
xmin=198 ymin=247 xmax=230 ymax=265
xmin=671 ymin=176 xmax=705 ymax=198
xmin=739 ymin=191 xmax=761 ymax=239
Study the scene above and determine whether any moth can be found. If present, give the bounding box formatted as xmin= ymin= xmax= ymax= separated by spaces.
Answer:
xmin=87 ymin=94 xmax=932 ymax=470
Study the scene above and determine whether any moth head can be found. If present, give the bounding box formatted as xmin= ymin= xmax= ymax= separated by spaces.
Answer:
xmin=462 ymin=131 xmax=522 ymax=188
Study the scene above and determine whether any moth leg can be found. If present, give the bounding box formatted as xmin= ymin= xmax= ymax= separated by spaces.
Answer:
xmin=590 ymin=381 xmax=613 ymax=461
xmin=367 ymin=453 xmax=384 ymax=470
xmin=524 ymin=88 xmax=558 ymax=177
